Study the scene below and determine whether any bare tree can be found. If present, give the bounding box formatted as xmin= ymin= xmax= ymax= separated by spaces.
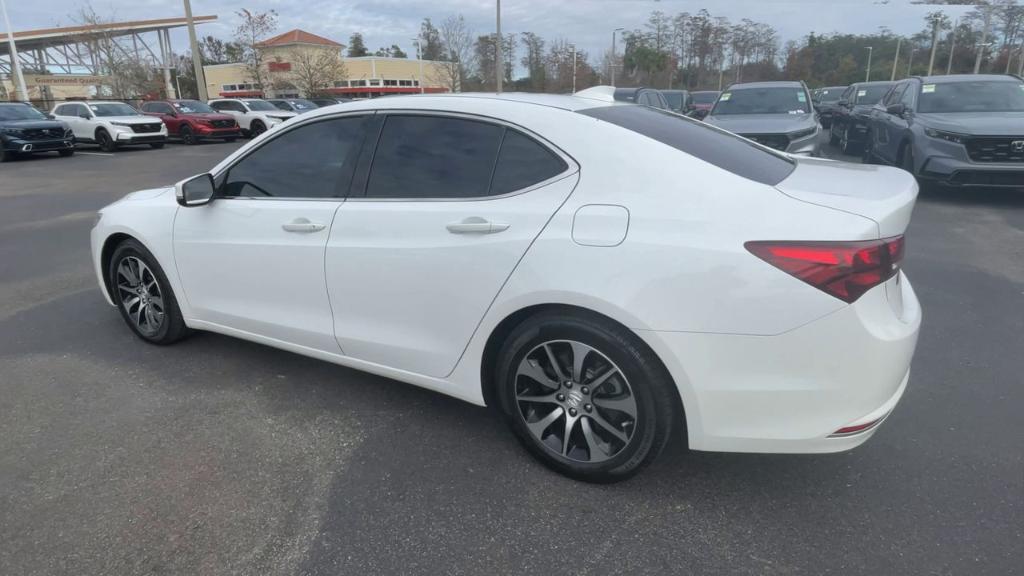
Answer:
xmin=288 ymin=49 xmax=348 ymax=97
xmin=234 ymin=9 xmax=278 ymax=90
xmin=435 ymin=15 xmax=475 ymax=92
xmin=72 ymin=4 xmax=161 ymax=99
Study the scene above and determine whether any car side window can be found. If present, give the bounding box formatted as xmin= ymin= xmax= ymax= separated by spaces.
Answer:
xmin=900 ymin=83 xmax=916 ymax=109
xmin=491 ymin=130 xmax=569 ymax=195
xmin=222 ymin=116 xmax=368 ymax=199
xmin=72 ymin=104 xmax=89 ymax=117
xmin=885 ymin=84 xmax=906 ymax=107
xmin=365 ymin=115 xmax=504 ymax=199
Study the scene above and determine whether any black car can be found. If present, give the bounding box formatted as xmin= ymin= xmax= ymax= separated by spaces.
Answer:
xmin=613 ymin=87 xmax=670 ymax=110
xmin=0 ymin=103 xmax=75 ymax=162
xmin=813 ymin=85 xmax=847 ymax=128
xmin=661 ymin=89 xmax=691 ymax=114
xmin=829 ymin=81 xmax=895 ymax=154
xmin=864 ymin=74 xmax=1024 ymax=190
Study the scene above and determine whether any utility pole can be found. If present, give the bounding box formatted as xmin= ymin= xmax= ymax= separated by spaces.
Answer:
xmin=571 ymin=45 xmax=577 ymax=93
xmin=413 ymin=38 xmax=424 ymax=93
xmin=0 ymin=0 xmax=29 ymax=102
xmin=495 ymin=0 xmax=502 ymax=93
xmin=1018 ymin=39 xmax=1024 ymax=76
xmin=610 ymin=28 xmax=623 ymax=86
xmin=891 ymin=37 xmax=902 ymax=81
xmin=183 ymin=0 xmax=208 ymax=100
xmin=927 ymin=15 xmax=940 ymax=76
xmin=907 ymin=48 xmax=915 ymax=76
xmin=974 ymin=5 xmax=992 ymax=74
xmin=865 ymin=46 xmax=873 ymax=82
xmin=947 ymin=18 xmax=958 ymax=74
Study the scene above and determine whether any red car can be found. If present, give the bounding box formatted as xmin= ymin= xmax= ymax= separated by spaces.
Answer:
xmin=140 ymin=99 xmax=241 ymax=144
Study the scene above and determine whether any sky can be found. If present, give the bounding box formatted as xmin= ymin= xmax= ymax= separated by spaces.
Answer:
xmin=4 ymin=0 xmax=977 ymax=75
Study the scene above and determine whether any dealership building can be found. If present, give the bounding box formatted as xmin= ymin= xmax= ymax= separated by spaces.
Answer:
xmin=203 ymin=29 xmax=450 ymax=99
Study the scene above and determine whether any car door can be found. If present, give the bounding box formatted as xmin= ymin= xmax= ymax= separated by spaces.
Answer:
xmin=211 ymin=100 xmax=248 ymax=129
xmin=155 ymin=102 xmax=180 ymax=135
xmin=876 ymin=82 xmax=910 ymax=164
xmin=173 ymin=114 xmax=371 ymax=352
xmin=56 ymin=103 xmax=90 ymax=139
xmin=326 ymin=113 xmax=579 ymax=377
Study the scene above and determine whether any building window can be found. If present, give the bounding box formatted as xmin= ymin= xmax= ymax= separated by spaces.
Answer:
xmin=398 ymin=80 xmax=412 ymax=87
xmin=351 ymin=79 xmax=367 ymax=87
xmin=384 ymin=79 xmax=398 ymax=87
xmin=223 ymin=84 xmax=236 ymax=91
xmin=413 ymin=80 xmax=420 ymax=87
xmin=333 ymin=80 xmax=349 ymax=88
xmin=369 ymin=79 xmax=381 ymax=86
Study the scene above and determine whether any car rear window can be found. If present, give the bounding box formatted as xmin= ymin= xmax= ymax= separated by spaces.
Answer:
xmin=577 ymin=105 xmax=795 ymax=186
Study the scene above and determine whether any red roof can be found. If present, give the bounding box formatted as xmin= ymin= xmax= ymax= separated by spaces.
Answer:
xmin=255 ymin=29 xmax=343 ymax=48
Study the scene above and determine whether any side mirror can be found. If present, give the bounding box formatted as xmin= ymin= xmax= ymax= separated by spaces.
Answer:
xmin=176 ymin=173 xmax=216 ymax=207
xmin=886 ymin=103 xmax=906 ymax=117
xmin=838 ymin=99 xmax=850 ymax=108
xmin=46 ymin=113 xmax=55 ymax=120
xmin=79 ymin=111 xmax=91 ymax=119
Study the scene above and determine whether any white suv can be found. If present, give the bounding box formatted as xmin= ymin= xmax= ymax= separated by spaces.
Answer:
xmin=208 ymin=98 xmax=296 ymax=137
xmin=51 ymin=101 xmax=167 ymax=152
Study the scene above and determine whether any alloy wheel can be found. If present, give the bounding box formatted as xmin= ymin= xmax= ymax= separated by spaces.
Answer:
xmin=515 ymin=340 xmax=638 ymax=463
xmin=116 ymin=256 xmax=165 ymax=336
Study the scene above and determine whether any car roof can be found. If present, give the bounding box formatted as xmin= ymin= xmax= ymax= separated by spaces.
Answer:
xmin=729 ymin=81 xmax=803 ymax=89
xmin=661 ymin=89 xmax=689 ymax=94
xmin=691 ymin=90 xmax=720 ymax=94
xmin=850 ymin=81 xmax=895 ymax=87
xmin=914 ymin=73 xmax=1021 ymax=83
xmin=820 ymin=86 xmax=847 ymax=90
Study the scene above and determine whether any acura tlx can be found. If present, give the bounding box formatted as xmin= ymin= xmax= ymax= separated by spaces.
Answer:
xmin=90 ymin=86 xmax=921 ymax=482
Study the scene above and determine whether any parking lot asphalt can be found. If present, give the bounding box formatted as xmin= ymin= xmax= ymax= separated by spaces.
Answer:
xmin=1 ymin=133 xmax=1022 ymax=576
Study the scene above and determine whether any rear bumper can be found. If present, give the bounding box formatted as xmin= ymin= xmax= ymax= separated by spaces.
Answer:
xmin=920 ymin=155 xmax=1024 ymax=188
xmin=638 ymin=273 xmax=921 ymax=454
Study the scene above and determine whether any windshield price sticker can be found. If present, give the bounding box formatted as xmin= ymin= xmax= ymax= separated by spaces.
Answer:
xmin=720 ymin=92 xmax=731 ymax=101
xmin=922 ymin=84 xmax=936 ymax=94
xmin=89 ymin=105 xmax=100 ymax=111
xmin=797 ymin=92 xmax=807 ymax=102
xmin=857 ymin=90 xmax=867 ymax=97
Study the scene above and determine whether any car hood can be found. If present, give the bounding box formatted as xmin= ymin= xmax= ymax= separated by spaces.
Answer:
xmin=121 ymin=186 xmax=174 ymax=202
xmin=256 ymin=110 xmax=296 ymax=118
xmin=0 ymin=119 xmax=67 ymax=130
xmin=704 ymin=113 xmax=816 ymax=134
xmin=915 ymin=112 xmax=1024 ymax=136
xmin=103 ymin=115 xmax=161 ymax=124
xmin=184 ymin=112 xmax=235 ymax=121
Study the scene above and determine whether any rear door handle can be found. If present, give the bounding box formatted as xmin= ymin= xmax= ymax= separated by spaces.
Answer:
xmin=446 ymin=217 xmax=509 ymax=234
xmin=282 ymin=218 xmax=326 ymax=233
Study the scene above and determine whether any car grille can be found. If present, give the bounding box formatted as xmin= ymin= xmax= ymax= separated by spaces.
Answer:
xmin=131 ymin=123 xmax=163 ymax=134
xmin=739 ymin=133 xmax=789 ymax=151
xmin=22 ymin=128 xmax=68 ymax=141
xmin=210 ymin=119 xmax=235 ymax=128
xmin=965 ymin=137 xmax=1024 ymax=163
xmin=949 ymin=170 xmax=1024 ymax=187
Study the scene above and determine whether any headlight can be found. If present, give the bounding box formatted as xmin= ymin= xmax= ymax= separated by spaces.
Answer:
xmin=1 ymin=127 xmax=24 ymax=136
xmin=109 ymin=121 xmax=132 ymax=128
xmin=789 ymin=126 xmax=817 ymax=140
xmin=924 ymin=128 xmax=967 ymax=144
xmin=64 ymin=128 xmax=74 ymax=137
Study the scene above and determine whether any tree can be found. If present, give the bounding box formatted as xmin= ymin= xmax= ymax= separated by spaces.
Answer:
xmin=289 ymin=49 xmax=347 ymax=97
xmin=348 ymin=33 xmax=369 ymax=57
xmin=520 ymin=32 xmax=547 ymax=91
xmin=419 ymin=18 xmax=445 ymax=61
xmin=199 ymin=35 xmax=243 ymax=64
xmin=72 ymin=4 xmax=163 ymax=98
xmin=374 ymin=44 xmax=408 ymax=58
xmin=435 ymin=15 xmax=474 ymax=92
xmin=234 ymin=9 xmax=278 ymax=91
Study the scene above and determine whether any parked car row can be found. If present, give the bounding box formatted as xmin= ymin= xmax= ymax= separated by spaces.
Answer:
xmin=0 ymin=96 xmax=360 ymax=161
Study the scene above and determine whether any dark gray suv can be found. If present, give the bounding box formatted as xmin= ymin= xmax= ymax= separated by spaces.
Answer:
xmin=703 ymin=81 xmax=819 ymax=155
xmin=863 ymin=74 xmax=1024 ymax=189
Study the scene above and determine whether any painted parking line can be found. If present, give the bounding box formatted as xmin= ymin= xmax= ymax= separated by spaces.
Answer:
xmin=75 ymin=152 xmax=114 ymax=157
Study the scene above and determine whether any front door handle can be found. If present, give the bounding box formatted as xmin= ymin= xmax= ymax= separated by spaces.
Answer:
xmin=282 ymin=218 xmax=326 ymax=233
xmin=446 ymin=216 xmax=510 ymax=234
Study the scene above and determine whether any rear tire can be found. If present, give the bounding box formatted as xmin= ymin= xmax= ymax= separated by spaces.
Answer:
xmin=829 ymin=123 xmax=840 ymax=146
xmin=108 ymin=239 xmax=190 ymax=345
xmin=495 ymin=312 xmax=678 ymax=483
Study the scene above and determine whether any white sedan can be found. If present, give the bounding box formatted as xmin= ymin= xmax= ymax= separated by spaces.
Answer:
xmin=90 ymin=87 xmax=921 ymax=482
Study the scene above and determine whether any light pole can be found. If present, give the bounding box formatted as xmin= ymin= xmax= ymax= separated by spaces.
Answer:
xmin=891 ymin=37 xmax=902 ymax=81
xmin=865 ymin=46 xmax=873 ymax=82
xmin=571 ymin=44 xmax=577 ymax=93
xmin=947 ymin=18 xmax=958 ymax=74
xmin=495 ymin=0 xmax=502 ymax=93
xmin=610 ymin=28 xmax=623 ymax=86
xmin=907 ymin=48 xmax=915 ymax=76
xmin=1 ymin=0 xmax=29 ymax=102
xmin=182 ymin=0 xmax=207 ymax=101
xmin=974 ymin=42 xmax=993 ymax=74
xmin=412 ymin=38 xmax=424 ymax=94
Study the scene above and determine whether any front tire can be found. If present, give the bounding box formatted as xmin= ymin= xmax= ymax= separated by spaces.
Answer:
xmin=108 ymin=239 xmax=189 ymax=345
xmin=496 ymin=312 xmax=678 ymax=483
xmin=0 ymin=147 xmax=12 ymax=162
xmin=96 ymin=129 xmax=118 ymax=152
xmin=59 ymin=148 xmax=75 ymax=157
xmin=180 ymin=125 xmax=197 ymax=145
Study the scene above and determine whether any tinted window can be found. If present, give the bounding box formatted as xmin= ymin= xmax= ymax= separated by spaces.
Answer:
xmin=366 ymin=115 xmax=503 ymax=199
xmin=712 ymin=87 xmax=810 ymax=115
xmin=0 ymin=104 xmax=46 ymax=120
xmin=818 ymin=88 xmax=845 ymax=102
xmin=491 ymin=130 xmax=568 ymax=195
xmin=900 ymin=83 xmax=916 ymax=108
xmin=917 ymin=80 xmax=1024 ymax=113
xmin=223 ymin=116 xmax=368 ymax=198
xmin=853 ymin=84 xmax=892 ymax=105
xmin=884 ymin=84 xmax=906 ymax=107
xmin=271 ymin=101 xmax=291 ymax=111
xmin=577 ymin=105 xmax=795 ymax=186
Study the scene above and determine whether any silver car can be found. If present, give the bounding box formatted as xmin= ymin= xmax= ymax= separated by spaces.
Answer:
xmin=703 ymin=81 xmax=820 ymax=156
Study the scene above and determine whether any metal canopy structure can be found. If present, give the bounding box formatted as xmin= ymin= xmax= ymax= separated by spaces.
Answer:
xmin=1 ymin=15 xmax=216 ymax=97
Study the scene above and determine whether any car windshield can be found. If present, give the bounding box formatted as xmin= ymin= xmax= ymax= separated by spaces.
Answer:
xmin=244 ymin=100 xmax=278 ymax=111
xmin=917 ymin=80 xmax=1024 ymax=113
xmin=172 ymin=100 xmax=216 ymax=114
xmin=663 ymin=92 xmax=684 ymax=109
xmin=89 ymin=103 xmax=140 ymax=117
xmin=818 ymin=88 xmax=845 ymax=102
xmin=712 ymin=87 xmax=810 ymax=115
xmin=0 ymin=105 xmax=47 ymax=121
xmin=853 ymin=85 xmax=890 ymax=105
xmin=691 ymin=92 xmax=719 ymax=104
xmin=288 ymin=99 xmax=318 ymax=110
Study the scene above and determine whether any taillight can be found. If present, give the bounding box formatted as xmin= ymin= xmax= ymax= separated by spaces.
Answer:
xmin=745 ymin=236 xmax=904 ymax=303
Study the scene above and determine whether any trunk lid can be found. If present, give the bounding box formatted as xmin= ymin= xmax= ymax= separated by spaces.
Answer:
xmin=774 ymin=156 xmax=918 ymax=238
